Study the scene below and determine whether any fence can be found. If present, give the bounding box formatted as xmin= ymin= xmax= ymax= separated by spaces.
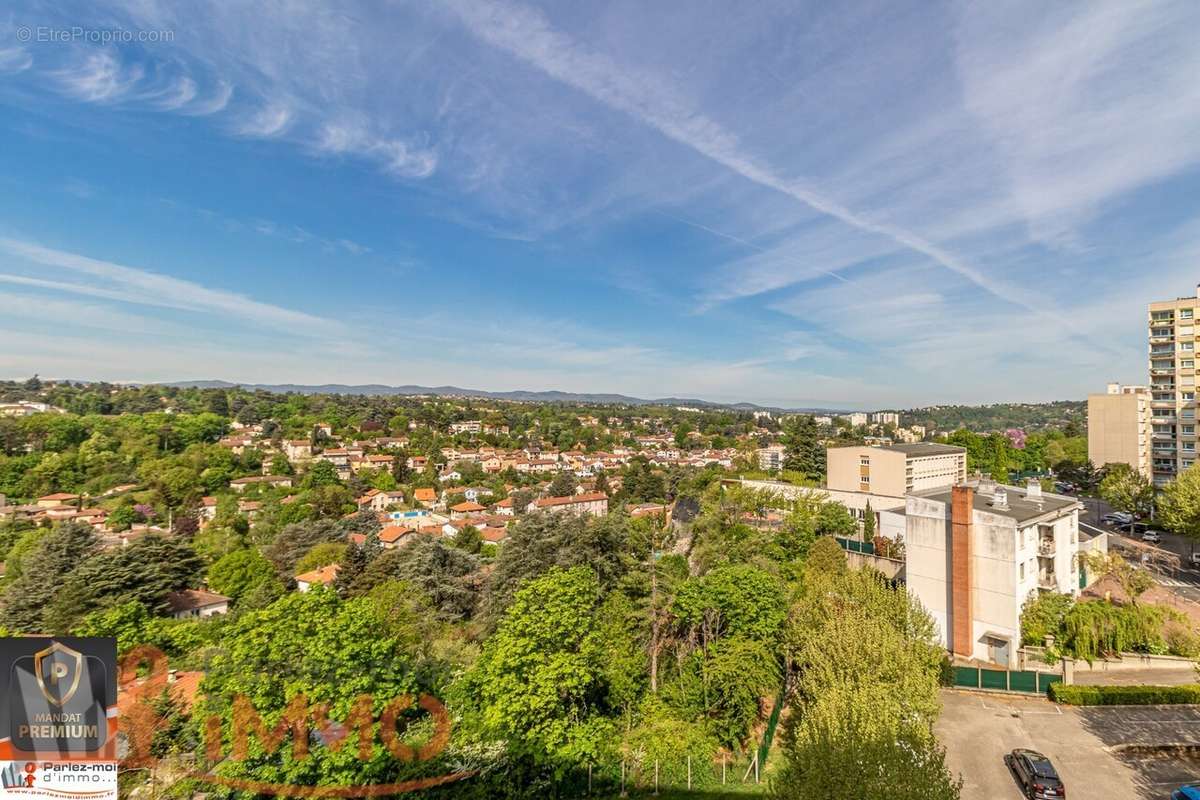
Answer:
xmin=951 ymin=665 xmax=1059 ymax=695
xmin=834 ymin=536 xmax=874 ymax=555
xmin=757 ymin=689 xmax=786 ymax=770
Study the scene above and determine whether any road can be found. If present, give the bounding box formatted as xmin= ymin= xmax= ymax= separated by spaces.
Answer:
xmin=1075 ymin=493 xmax=1200 ymax=603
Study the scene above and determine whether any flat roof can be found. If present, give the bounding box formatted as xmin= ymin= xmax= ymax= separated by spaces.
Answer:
xmin=876 ymin=443 xmax=966 ymax=457
xmin=913 ymin=482 xmax=1079 ymax=524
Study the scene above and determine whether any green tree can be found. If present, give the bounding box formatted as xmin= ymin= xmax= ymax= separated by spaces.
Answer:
xmin=782 ymin=415 xmax=825 ymax=480
xmin=776 ymin=568 xmax=955 ymax=799
xmin=1159 ymin=464 xmax=1200 ymax=553
xmin=547 ymin=470 xmax=576 ymax=498
xmin=1098 ymin=463 xmax=1153 ymax=535
xmin=862 ymin=500 xmax=876 ymax=541
xmin=265 ymin=519 xmax=344 ymax=576
xmin=45 ymin=533 xmax=205 ymax=630
xmin=303 ymin=459 xmax=340 ymax=488
xmin=482 ymin=512 xmax=630 ymax=626
xmin=453 ymin=524 xmax=483 ymax=555
xmin=193 ymin=586 xmax=448 ymax=792
xmin=208 ymin=547 xmax=282 ymax=602
xmin=295 ymin=541 xmax=348 ymax=574
xmin=348 ymin=537 xmax=480 ymax=621
xmin=805 ymin=535 xmax=848 ymax=577
xmin=1 ymin=522 xmax=98 ymax=631
xmin=466 ymin=566 xmax=617 ymax=772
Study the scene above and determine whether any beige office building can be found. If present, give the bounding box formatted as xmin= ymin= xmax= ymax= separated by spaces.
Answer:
xmin=827 ymin=442 xmax=967 ymax=496
xmin=1087 ymin=383 xmax=1152 ymax=479
xmin=1148 ymin=287 xmax=1200 ymax=485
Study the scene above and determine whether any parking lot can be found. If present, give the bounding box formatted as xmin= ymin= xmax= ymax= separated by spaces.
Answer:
xmin=937 ymin=689 xmax=1200 ymax=799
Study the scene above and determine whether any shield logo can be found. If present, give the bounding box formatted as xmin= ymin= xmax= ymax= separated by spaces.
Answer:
xmin=33 ymin=641 xmax=84 ymax=707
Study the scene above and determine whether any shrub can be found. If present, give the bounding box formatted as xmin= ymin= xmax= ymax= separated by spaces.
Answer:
xmin=1166 ymin=626 xmax=1200 ymax=659
xmin=1048 ymin=682 xmax=1200 ymax=706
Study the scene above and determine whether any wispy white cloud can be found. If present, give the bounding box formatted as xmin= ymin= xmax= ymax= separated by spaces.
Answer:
xmin=153 ymin=75 xmax=197 ymax=110
xmin=0 ymin=46 xmax=32 ymax=74
xmin=232 ymin=103 xmax=293 ymax=138
xmin=54 ymin=50 xmax=145 ymax=103
xmin=0 ymin=238 xmax=342 ymax=336
xmin=181 ymin=80 xmax=233 ymax=115
xmin=443 ymin=0 xmax=1052 ymax=318
xmin=953 ymin=2 xmax=1200 ymax=245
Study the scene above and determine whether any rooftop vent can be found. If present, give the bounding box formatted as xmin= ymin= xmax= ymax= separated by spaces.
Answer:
xmin=1026 ymin=479 xmax=1042 ymax=503
xmin=991 ymin=488 xmax=1008 ymax=510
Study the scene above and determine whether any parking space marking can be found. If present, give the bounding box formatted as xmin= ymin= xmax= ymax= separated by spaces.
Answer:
xmin=977 ymin=696 xmax=1062 ymax=715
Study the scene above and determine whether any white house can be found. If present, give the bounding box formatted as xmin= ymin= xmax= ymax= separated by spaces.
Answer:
xmin=166 ymin=589 xmax=230 ymax=619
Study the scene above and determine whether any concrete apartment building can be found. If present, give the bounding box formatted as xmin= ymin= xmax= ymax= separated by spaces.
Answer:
xmin=1087 ymin=383 xmax=1152 ymax=479
xmin=905 ymin=479 xmax=1082 ymax=666
xmin=757 ymin=443 xmax=786 ymax=471
xmin=827 ymin=442 xmax=967 ymax=496
xmin=1148 ymin=286 xmax=1200 ymax=485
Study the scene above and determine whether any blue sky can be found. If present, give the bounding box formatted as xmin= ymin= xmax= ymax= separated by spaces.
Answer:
xmin=1 ymin=1 xmax=1199 ymax=409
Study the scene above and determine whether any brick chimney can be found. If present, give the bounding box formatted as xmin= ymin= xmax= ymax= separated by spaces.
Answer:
xmin=950 ymin=485 xmax=974 ymax=658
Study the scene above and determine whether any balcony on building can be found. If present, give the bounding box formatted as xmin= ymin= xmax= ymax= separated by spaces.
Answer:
xmin=1038 ymin=571 xmax=1057 ymax=590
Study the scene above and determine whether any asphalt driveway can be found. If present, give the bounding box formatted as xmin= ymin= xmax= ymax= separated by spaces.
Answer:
xmin=937 ymin=689 xmax=1200 ymax=799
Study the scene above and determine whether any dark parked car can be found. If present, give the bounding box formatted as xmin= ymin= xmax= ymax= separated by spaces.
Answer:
xmin=1007 ymin=749 xmax=1065 ymax=798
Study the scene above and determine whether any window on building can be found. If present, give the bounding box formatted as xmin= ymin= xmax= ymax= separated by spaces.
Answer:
xmin=1019 ymin=562 xmax=1025 ymax=581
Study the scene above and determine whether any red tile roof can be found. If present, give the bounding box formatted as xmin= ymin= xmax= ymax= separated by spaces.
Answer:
xmin=379 ymin=525 xmax=414 ymax=544
xmin=295 ymin=564 xmax=340 ymax=585
xmin=534 ymin=492 xmax=608 ymax=508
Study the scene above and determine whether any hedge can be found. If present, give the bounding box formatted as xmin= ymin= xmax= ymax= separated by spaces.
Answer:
xmin=1048 ymin=682 xmax=1200 ymax=705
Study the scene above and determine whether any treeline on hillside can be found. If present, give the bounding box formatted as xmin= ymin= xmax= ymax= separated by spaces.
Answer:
xmin=903 ymin=400 xmax=1085 ymax=434
xmin=0 ymin=481 xmax=960 ymax=798
xmin=934 ymin=428 xmax=1087 ymax=483
xmin=0 ymin=378 xmax=763 ymax=452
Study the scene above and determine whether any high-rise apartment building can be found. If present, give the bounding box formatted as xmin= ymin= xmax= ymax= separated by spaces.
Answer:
xmin=1087 ymin=383 xmax=1152 ymax=479
xmin=1148 ymin=287 xmax=1200 ymax=485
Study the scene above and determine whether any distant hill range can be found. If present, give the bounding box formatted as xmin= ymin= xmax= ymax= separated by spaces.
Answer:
xmin=165 ymin=380 xmax=840 ymax=414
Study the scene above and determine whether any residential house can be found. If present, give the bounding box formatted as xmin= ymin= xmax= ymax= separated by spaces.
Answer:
xmin=378 ymin=525 xmax=417 ymax=549
xmin=284 ymin=440 xmax=313 ymax=462
xmin=295 ymin=564 xmax=340 ymax=592
xmin=527 ymin=492 xmax=609 ymax=517
xmin=230 ymin=475 xmax=293 ymax=492
xmin=413 ymin=487 xmax=438 ymax=508
xmin=450 ymin=501 xmax=487 ymax=519
xmin=37 ymin=492 xmax=79 ymax=508
xmin=166 ymin=589 xmax=230 ymax=619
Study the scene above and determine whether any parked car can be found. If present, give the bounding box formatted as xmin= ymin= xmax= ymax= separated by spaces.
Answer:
xmin=1141 ymin=530 xmax=1163 ymax=544
xmin=1190 ymin=552 xmax=1200 ymax=568
xmin=1172 ymin=783 xmax=1200 ymax=800
xmin=1102 ymin=512 xmax=1132 ymax=526
xmin=1006 ymin=749 xmax=1066 ymax=799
